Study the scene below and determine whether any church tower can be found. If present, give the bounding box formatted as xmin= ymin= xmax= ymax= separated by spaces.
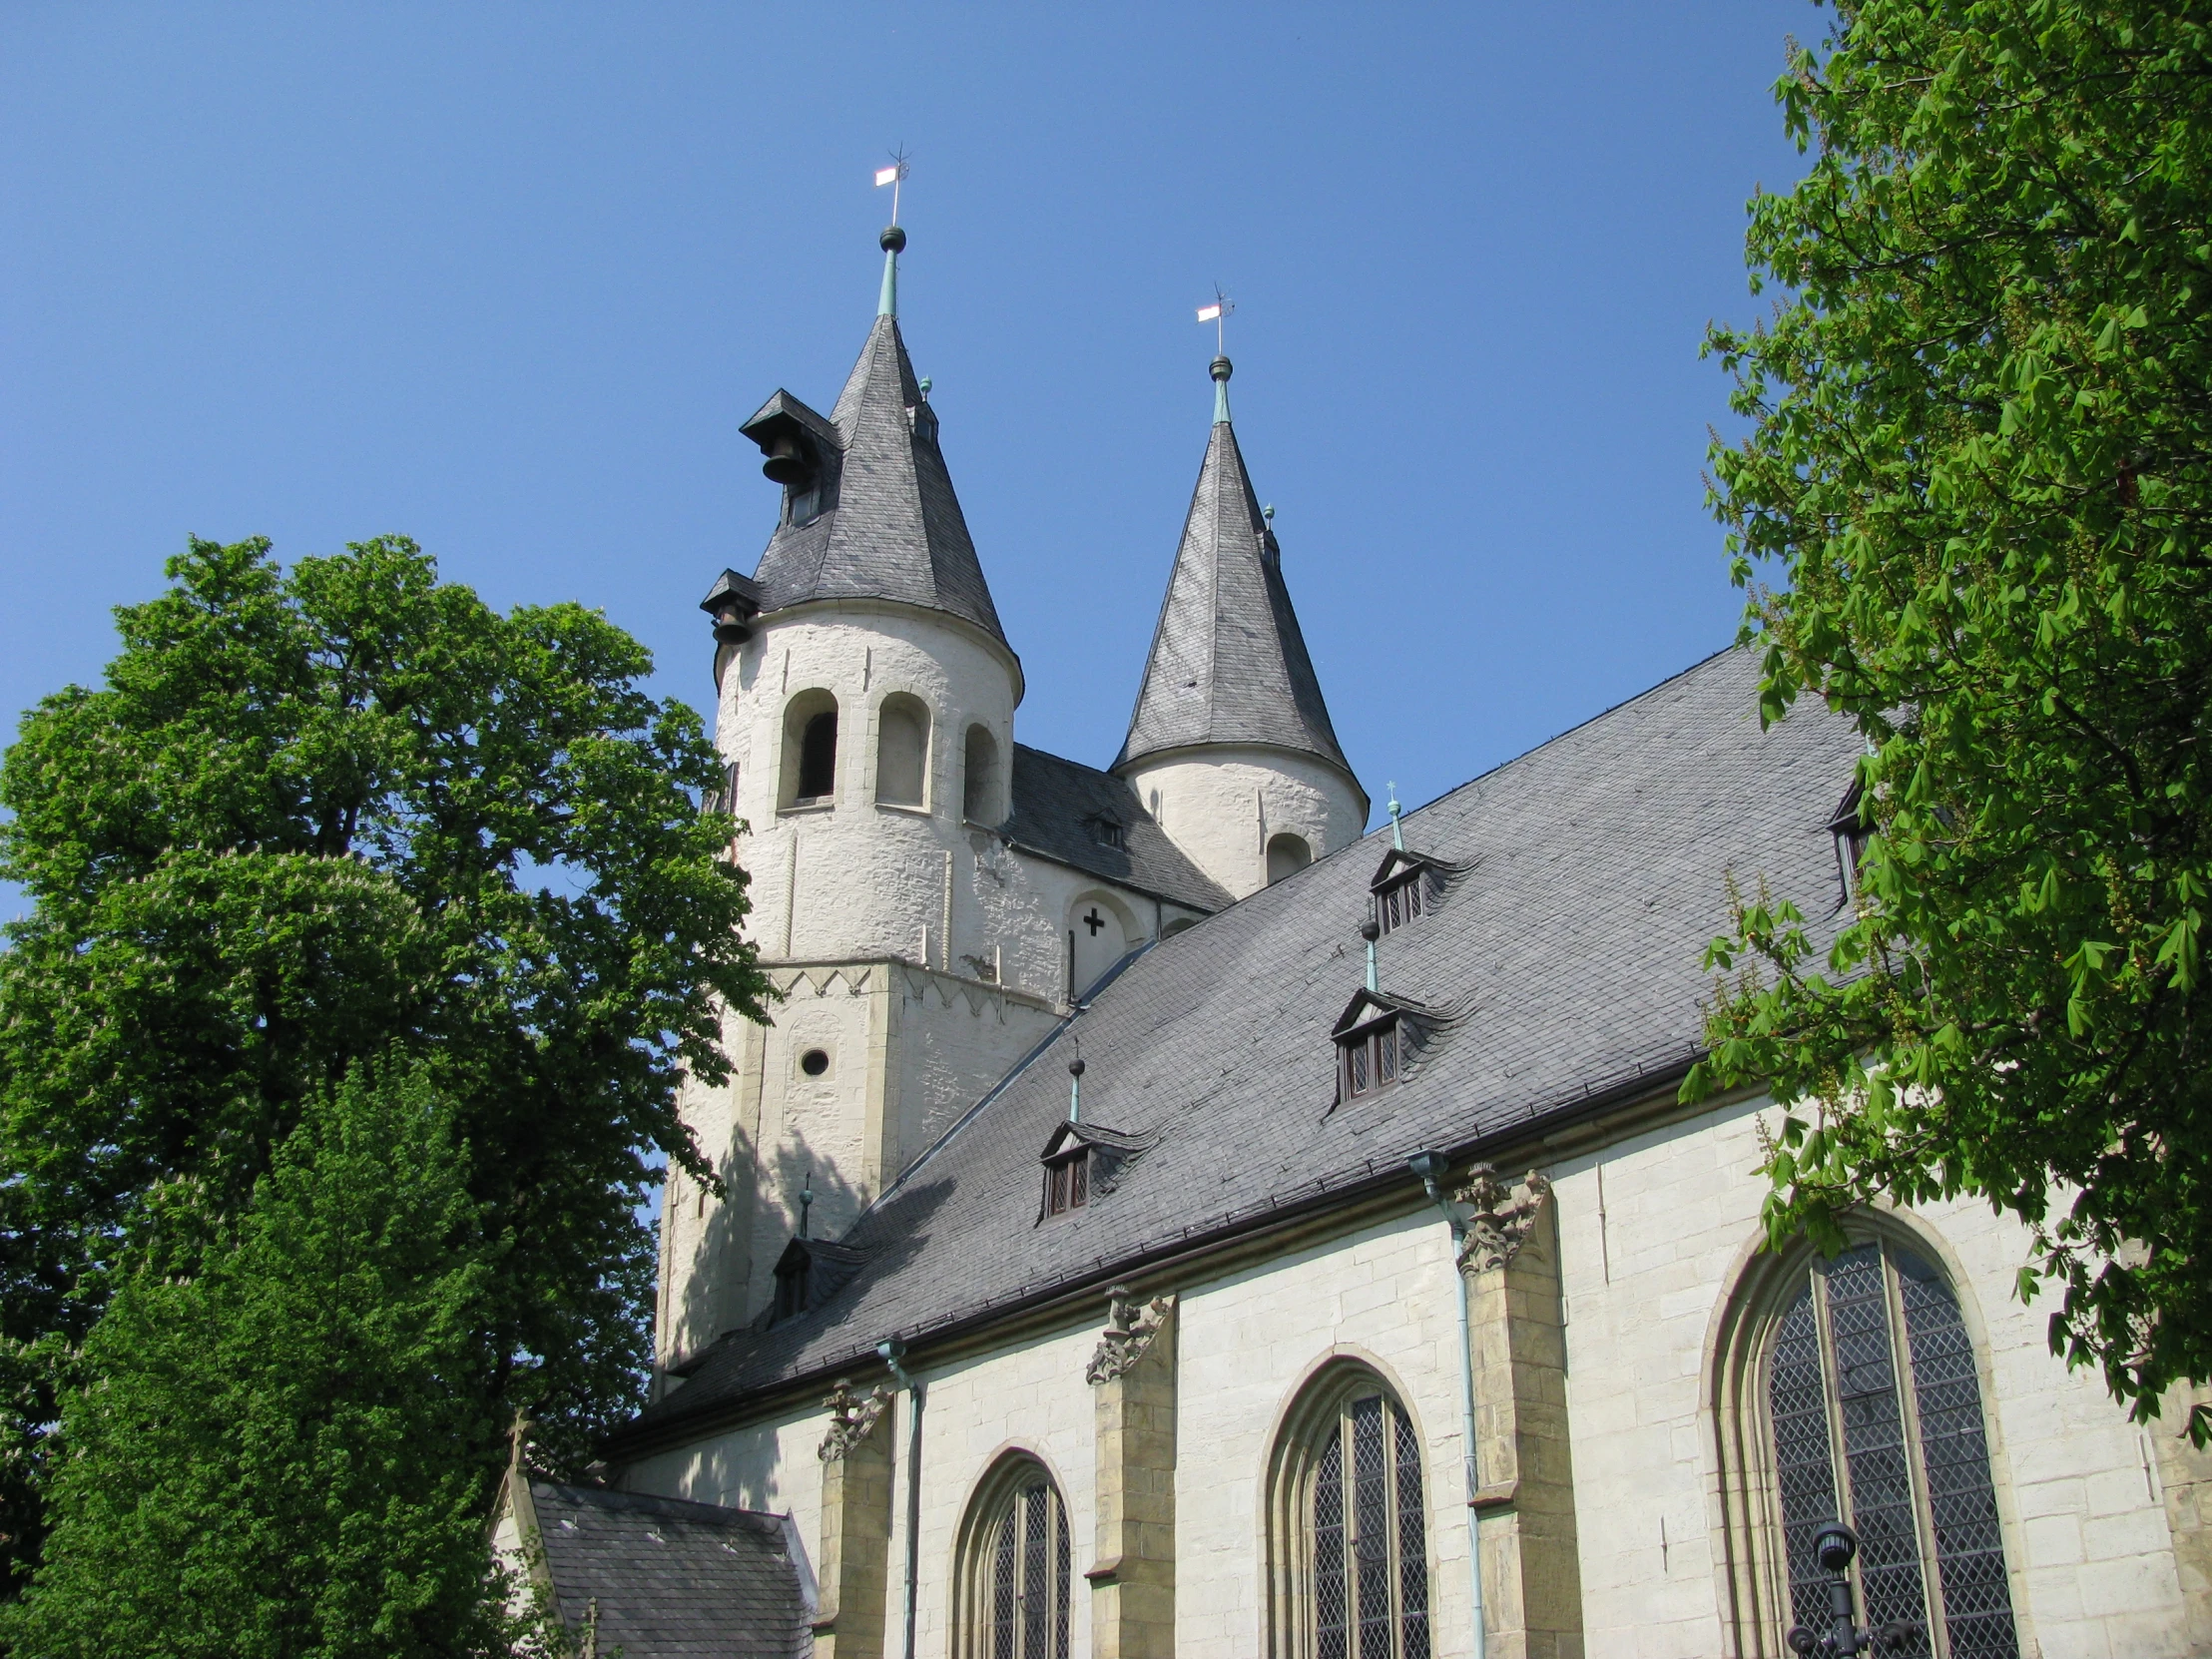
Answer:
xmin=1115 ymin=354 xmax=1368 ymax=898
xmin=656 ymin=226 xmax=1065 ymax=1368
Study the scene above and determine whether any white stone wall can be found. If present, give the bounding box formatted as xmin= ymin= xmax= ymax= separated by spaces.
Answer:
xmin=659 ymin=597 xmax=1211 ymax=1365
xmin=633 ymin=1209 xmax=1473 ymax=1659
xmin=1553 ymin=1094 xmax=2195 ymax=1659
xmin=1121 ymin=745 xmax=1368 ymax=900
xmin=719 ymin=603 xmax=1020 ymax=972
xmin=641 ymin=1093 xmax=2198 ymax=1658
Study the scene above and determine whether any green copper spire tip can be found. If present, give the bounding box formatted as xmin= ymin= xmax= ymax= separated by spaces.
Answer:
xmin=877 ymin=224 xmax=906 ymax=318
xmin=1388 ymin=784 xmax=1404 ymax=850
xmin=1210 ymin=354 xmax=1233 ymax=424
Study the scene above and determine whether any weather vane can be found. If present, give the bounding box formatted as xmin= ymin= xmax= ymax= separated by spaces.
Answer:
xmin=1196 ymin=284 xmax=1235 ymax=355
xmin=874 ymin=146 xmax=912 ymax=225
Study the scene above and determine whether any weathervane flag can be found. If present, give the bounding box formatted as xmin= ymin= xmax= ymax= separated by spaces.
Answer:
xmin=1197 ymin=286 xmax=1235 ymax=354
xmin=875 ymin=148 xmax=912 ymax=226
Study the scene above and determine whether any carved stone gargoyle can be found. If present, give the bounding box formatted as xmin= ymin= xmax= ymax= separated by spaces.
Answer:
xmin=1085 ymin=1284 xmax=1174 ymax=1384
xmin=818 ymin=1377 xmax=891 ymax=1462
xmin=1452 ymin=1163 xmax=1553 ymax=1274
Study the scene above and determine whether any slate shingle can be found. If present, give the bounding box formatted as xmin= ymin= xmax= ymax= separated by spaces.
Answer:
xmin=1115 ymin=409 xmax=1354 ymax=781
xmin=531 ymin=1480 xmax=811 ymax=1659
xmin=749 ymin=314 xmax=1008 ymax=649
xmin=1004 ymin=744 xmax=1234 ymax=913
xmin=621 ymin=647 xmax=1860 ymax=1444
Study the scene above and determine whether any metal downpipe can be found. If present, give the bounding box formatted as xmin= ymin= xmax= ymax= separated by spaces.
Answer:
xmin=879 ymin=1338 xmax=923 ymax=1659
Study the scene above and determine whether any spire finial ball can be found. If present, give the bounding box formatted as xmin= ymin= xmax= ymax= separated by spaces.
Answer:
xmin=880 ymin=225 xmax=907 ymax=254
xmin=1069 ymin=1057 xmax=1086 ymax=1077
xmin=1210 ymin=354 xmax=1233 ymax=383
xmin=1360 ymin=918 xmax=1381 ymax=944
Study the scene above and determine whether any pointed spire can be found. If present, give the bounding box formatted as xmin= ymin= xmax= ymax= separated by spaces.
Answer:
xmin=743 ymin=227 xmax=1011 ymax=654
xmin=1114 ymin=359 xmax=1358 ymax=787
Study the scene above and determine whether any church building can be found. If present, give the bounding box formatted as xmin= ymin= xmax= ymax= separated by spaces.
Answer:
xmin=492 ymin=224 xmax=2212 ymax=1659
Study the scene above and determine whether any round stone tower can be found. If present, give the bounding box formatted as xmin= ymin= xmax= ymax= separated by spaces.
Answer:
xmin=659 ymin=227 xmax=1058 ymax=1364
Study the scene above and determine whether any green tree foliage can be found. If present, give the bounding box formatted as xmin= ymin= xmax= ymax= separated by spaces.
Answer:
xmin=1689 ymin=2 xmax=2212 ymax=1436
xmin=4 ymin=1065 xmax=517 ymax=1657
xmin=0 ymin=536 xmax=768 ymax=1589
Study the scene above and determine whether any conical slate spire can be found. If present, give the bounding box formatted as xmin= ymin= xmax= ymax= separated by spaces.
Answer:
xmin=743 ymin=231 xmax=1007 ymax=648
xmin=1115 ymin=358 xmax=1354 ymax=778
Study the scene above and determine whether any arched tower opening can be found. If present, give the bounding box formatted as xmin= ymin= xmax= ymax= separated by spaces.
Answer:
xmin=876 ymin=693 xmax=930 ymax=808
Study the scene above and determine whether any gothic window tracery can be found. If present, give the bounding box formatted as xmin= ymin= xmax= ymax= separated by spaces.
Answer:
xmin=956 ymin=1457 xmax=1071 ymax=1659
xmin=1268 ymin=1367 xmax=1431 ymax=1659
xmin=1763 ymin=1239 xmax=2018 ymax=1659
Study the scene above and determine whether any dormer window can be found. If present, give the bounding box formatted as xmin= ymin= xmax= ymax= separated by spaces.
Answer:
xmin=1331 ymin=987 xmax=1435 ymax=1106
xmin=1339 ymin=1012 xmax=1402 ymax=1099
xmin=1370 ymin=847 xmax=1446 ymax=936
xmin=1829 ymin=781 xmax=1873 ymax=907
xmin=774 ymin=1255 xmax=809 ymax=1321
xmin=1377 ymin=868 xmax=1423 ymax=932
xmin=1044 ymin=1146 xmax=1091 ymax=1216
xmin=1036 ymin=1119 xmax=1155 ymax=1223
xmin=1086 ymin=816 xmax=1127 ymax=850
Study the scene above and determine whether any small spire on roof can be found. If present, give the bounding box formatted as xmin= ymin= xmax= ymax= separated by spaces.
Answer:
xmin=1361 ymin=913 xmax=1381 ymax=994
xmin=798 ymin=1167 xmax=815 ymax=1240
xmin=1068 ymin=1052 xmax=1086 ymax=1124
xmin=1388 ymin=784 xmax=1404 ymax=851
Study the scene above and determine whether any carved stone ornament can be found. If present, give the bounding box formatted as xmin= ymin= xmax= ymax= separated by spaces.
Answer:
xmin=818 ymin=1377 xmax=891 ymax=1461
xmin=1452 ymin=1164 xmax=1553 ymax=1275
xmin=1085 ymin=1285 xmax=1175 ymax=1384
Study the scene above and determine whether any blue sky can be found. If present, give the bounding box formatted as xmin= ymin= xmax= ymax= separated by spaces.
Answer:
xmin=1 ymin=3 xmax=1814 ymax=854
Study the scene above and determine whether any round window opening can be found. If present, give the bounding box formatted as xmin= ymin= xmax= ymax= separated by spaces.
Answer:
xmin=800 ymin=1048 xmax=830 ymax=1077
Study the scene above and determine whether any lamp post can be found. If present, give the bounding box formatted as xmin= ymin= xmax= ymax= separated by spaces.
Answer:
xmin=1785 ymin=1523 xmax=1915 ymax=1656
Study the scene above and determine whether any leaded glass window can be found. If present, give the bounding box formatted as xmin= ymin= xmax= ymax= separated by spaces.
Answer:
xmin=1765 ymin=1240 xmax=2018 ymax=1659
xmin=1309 ymin=1392 xmax=1429 ymax=1659
xmin=973 ymin=1475 xmax=1070 ymax=1659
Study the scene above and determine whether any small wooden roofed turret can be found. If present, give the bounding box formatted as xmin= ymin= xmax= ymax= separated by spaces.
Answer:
xmin=739 ymin=387 xmax=842 ymax=490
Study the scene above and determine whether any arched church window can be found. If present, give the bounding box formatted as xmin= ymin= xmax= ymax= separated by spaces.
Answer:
xmin=955 ymin=1457 xmax=1071 ymax=1659
xmin=781 ymin=691 xmax=839 ymax=810
xmin=1267 ymin=1367 xmax=1430 ymax=1659
xmin=1268 ymin=832 xmax=1313 ymax=885
xmin=964 ymin=724 xmax=1001 ymax=826
xmin=876 ymin=694 xmax=929 ymax=808
xmin=1762 ymin=1239 xmax=2018 ymax=1659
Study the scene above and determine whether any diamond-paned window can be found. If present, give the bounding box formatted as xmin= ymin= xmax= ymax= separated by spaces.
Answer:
xmin=1766 ymin=1240 xmax=2019 ymax=1659
xmin=973 ymin=1475 xmax=1069 ymax=1659
xmin=1311 ymin=1392 xmax=1430 ymax=1659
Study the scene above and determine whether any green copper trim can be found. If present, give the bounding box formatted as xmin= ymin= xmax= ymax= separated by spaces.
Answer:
xmin=1213 ymin=376 xmax=1231 ymax=425
xmin=878 ymin=249 xmax=898 ymax=318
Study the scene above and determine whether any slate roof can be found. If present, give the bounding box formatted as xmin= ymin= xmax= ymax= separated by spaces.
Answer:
xmin=529 ymin=1479 xmax=812 ymax=1658
xmin=618 ymin=646 xmax=1860 ymax=1444
xmin=1003 ymin=744 xmax=1234 ymax=912
xmin=747 ymin=310 xmax=1009 ymax=649
xmin=1115 ymin=385 xmax=1356 ymax=784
